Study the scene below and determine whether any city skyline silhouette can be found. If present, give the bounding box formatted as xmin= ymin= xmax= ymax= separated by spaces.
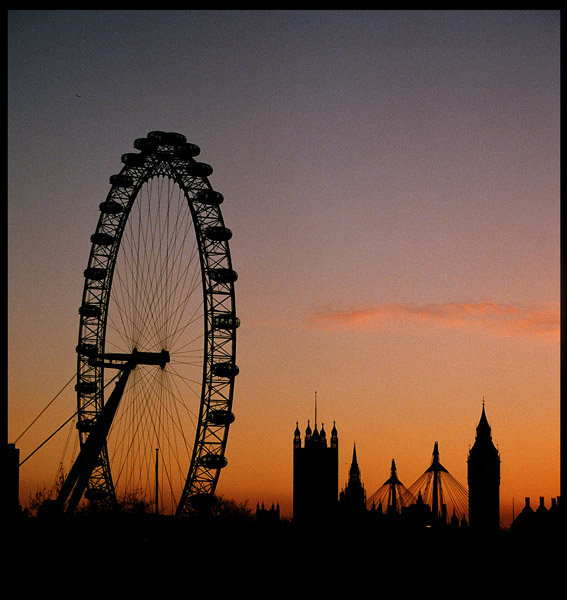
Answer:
xmin=7 ymin=10 xmax=559 ymax=547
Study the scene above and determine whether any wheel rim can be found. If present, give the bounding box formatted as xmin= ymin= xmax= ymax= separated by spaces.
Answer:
xmin=74 ymin=132 xmax=238 ymax=515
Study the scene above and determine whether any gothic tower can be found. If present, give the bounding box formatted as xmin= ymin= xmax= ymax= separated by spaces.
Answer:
xmin=339 ymin=444 xmax=366 ymax=514
xmin=293 ymin=420 xmax=338 ymax=524
xmin=467 ymin=404 xmax=501 ymax=532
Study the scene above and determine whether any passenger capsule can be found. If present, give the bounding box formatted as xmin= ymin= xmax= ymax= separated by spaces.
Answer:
xmin=79 ymin=304 xmax=101 ymax=318
xmin=192 ymin=162 xmax=213 ymax=177
xmin=90 ymin=232 xmax=115 ymax=246
xmin=76 ymin=418 xmax=96 ymax=432
xmin=84 ymin=488 xmax=108 ymax=500
xmin=99 ymin=200 xmax=124 ymax=215
xmin=75 ymin=381 xmax=97 ymax=394
xmin=199 ymin=454 xmax=228 ymax=469
xmin=213 ymin=314 xmax=240 ymax=330
xmin=208 ymin=409 xmax=236 ymax=425
xmin=176 ymin=142 xmax=201 ymax=157
xmin=109 ymin=174 xmax=134 ymax=187
xmin=213 ymin=362 xmax=239 ymax=377
xmin=76 ymin=343 xmax=98 ymax=356
xmin=147 ymin=131 xmax=166 ymax=142
xmin=166 ymin=132 xmax=188 ymax=146
xmin=204 ymin=226 xmax=232 ymax=242
xmin=121 ymin=152 xmax=145 ymax=167
xmin=84 ymin=267 xmax=107 ymax=281
xmin=194 ymin=190 xmax=224 ymax=205
xmin=147 ymin=131 xmax=187 ymax=146
xmin=209 ymin=268 xmax=238 ymax=284
xmin=133 ymin=137 xmax=156 ymax=152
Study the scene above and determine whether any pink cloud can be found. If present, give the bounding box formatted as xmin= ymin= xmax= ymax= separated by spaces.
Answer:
xmin=310 ymin=301 xmax=560 ymax=338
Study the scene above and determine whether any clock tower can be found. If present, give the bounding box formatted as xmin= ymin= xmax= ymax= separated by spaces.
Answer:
xmin=467 ymin=404 xmax=501 ymax=532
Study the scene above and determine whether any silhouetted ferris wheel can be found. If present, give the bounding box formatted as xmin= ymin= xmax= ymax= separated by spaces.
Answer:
xmin=56 ymin=131 xmax=238 ymax=516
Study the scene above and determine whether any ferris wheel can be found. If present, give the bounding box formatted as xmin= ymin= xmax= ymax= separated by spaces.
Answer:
xmin=56 ymin=131 xmax=238 ymax=516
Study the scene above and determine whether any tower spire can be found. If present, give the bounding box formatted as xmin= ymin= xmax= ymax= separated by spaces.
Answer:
xmin=314 ymin=391 xmax=317 ymax=429
xmin=425 ymin=442 xmax=448 ymax=520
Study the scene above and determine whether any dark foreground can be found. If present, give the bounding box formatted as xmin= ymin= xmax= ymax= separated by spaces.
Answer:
xmin=4 ymin=512 xmax=562 ymax=592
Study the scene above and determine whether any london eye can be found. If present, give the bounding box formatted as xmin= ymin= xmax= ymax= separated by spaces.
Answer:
xmin=56 ymin=131 xmax=238 ymax=517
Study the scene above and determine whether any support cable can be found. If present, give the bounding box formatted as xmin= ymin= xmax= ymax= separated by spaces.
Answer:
xmin=17 ymin=370 xmax=122 ymax=467
xmin=19 ymin=412 xmax=78 ymax=467
xmin=13 ymin=372 xmax=76 ymax=444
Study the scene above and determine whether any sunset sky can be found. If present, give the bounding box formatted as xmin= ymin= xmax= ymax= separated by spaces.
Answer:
xmin=8 ymin=10 xmax=560 ymax=527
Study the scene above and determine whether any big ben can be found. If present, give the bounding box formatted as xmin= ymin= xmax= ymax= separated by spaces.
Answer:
xmin=467 ymin=404 xmax=501 ymax=532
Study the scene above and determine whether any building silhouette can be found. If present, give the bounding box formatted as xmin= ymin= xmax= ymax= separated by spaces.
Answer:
xmin=293 ymin=420 xmax=338 ymax=524
xmin=467 ymin=404 xmax=500 ymax=532
xmin=338 ymin=444 xmax=366 ymax=515
xmin=509 ymin=495 xmax=561 ymax=537
xmin=292 ymin=408 xmax=505 ymax=533
xmin=255 ymin=501 xmax=280 ymax=525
